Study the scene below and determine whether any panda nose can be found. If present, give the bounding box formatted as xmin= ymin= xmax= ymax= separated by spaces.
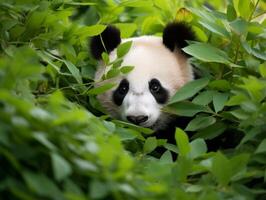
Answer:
xmin=127 ymin=115 xmax=148 ymax=125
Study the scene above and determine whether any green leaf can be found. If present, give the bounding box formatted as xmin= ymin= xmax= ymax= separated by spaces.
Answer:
xmin=34 ymin=133 xmax=57 ymax=150
xmin=160 ymin=150 xmax=173 ymax=164
xmin=163 ymin=143 xmax=179 ymax=154
xmin=211 ymin=152 xmax=232 ymax=186
xmin=185 ymin=116 xmax=216 ymax=131
xmin=230 ymin=154 xmax=249 ymax=177
xmin=117 ymin=41 xmax=132 ymax=58
xmin=226 ymin=94 xmax=247 ymax=106
xmin=259 ymin=64 xmax=266 ymax=78
xmin=23 ymin=171 xmax=62 ymax=198
xmin=192 ymin=122 xmax=227 ymax=140
xmin=143 ymin=137 xmax=157 ymax=154
xmin=192 ymin=90 xmax=214 ymax=105
xmin=120 ymin=66 xmax=134 ymax=74
xmin=199 ymin=20 xmax=231 ymax=38
xmin=240 ymin=101 xmax=258 ymax=113
xmin=122 ymin=0 xmax=152 ymax=7
xmin=112 ymin=120 xmax=153 ymax=135
xmin=208 ymin=80 xmax=231 ymax=92
xmin=112 ymin=59 xmax=123 ymax=68
xmin=189 ymin=138 xmax=207 ymax=159
xmin=193 ymin=26 xmax=208 ymax=42
xmin=101 ymin=52 xmax=109 ymax=65
xmin=238 ymin=0 xmax=253 ymax=20
xmin=230 ymin=19 xmax=248 ymax=35
xmin=168 ymin=78 xmax=209 ymax=104
xmin=164 ymin=102 xmax=211 ymax=117
xmin=115 ymin=23 xmax=137 ymax=38
xmin=175 ymin=128 xmax=190 ymax=156
xmin=182 ymin=43 xmax=230 ymax=64
xmin=73 ymin=159 xmax=98 ymax=172
xmin=87 ymin=83 xmax=117 ymax=95
xmin=25 ymin=11 xmax=47 ymax=32
xmin=227 ymin=4 xmax=237 ymax=21
xmin=173 ymin=156 xmax=193 ymax=182
xmin=65 ymin=2 xmax=96 ymax=5
xmin=106 ymin=68 xmax=120 ymax=79
xmin=175 ymin=8 xmax=193 ymax=23
xmin=64 ymin=60 xmax=82 ymax=84
xmin=63 ymin=179 xmax=83 ymax=195
xmin=89 ymin=180 xmax=109 ymax=199
xmin=255 ymin=139 xmax=266 ymax=154
xmin=213 ymin=92 xmax=229 ymax=113
xmin=230 ymin=109 xmax=250 ymax=120
xmin=76 ymin=24 xmax=106 ymax=37
xmin=51 ymin=153 xmax=72 ymax=181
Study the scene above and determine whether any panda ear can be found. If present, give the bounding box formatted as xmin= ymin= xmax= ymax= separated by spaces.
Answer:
xmin=163 ymin=22 xmax=194 ymax=53
xmin=90 ymin=25 xmax=121 ymax=60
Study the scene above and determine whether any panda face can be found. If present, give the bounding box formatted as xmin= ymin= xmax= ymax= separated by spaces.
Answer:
xmin=91 ymin=23 xmax=195 ymax=130
xmin=112 ymin=77 xmax=168 ymax=128
xmin=95 ymin=36 xmax=193 ymax=129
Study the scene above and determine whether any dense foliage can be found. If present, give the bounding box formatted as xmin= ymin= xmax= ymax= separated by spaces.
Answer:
xmin=0 ymin=0 xmax=266 ymax=199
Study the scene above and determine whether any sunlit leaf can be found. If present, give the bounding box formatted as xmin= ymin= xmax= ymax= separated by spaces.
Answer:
xmin=64 ymin=60 xmax=83 ymax=84
xmin=189 ymin=138 xmax=207 ymax=159
xmin=168 ymin=78 xmax=209 ymax=104
xmin=184 ymin=43 xmax=231 ymax=63
xmin=185 ymin=116 xmax=216 ymax=131
xmin=164 ymin=102 xmax=211 ymax=117
xmin=175 ymin=8 xmax=193 ymax=23
xmin=175 ymin=128 xmax=190 ymax=156
xmin=120 ymin=66 xmax=134 ymax=74
xmin=238 ymin=0 xmax=253 ymax=20
xmin=117 ymin=41 xmax=132 ymax=58
xmin=144 ymin=137 xmax=157 ymax=154
xmin=75 ymin=24 xmax=106 ymax=37
xmin=87 ymin=83 xmax=117 ymax=95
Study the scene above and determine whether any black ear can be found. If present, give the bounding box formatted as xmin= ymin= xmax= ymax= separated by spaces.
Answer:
xmin=163 ymin=22 xmax=195 ymax=52
xmin=90 ymin=25 xmax=121 ymax=60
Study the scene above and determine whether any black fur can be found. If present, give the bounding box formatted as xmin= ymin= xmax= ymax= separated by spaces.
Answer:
xmin=113 ymin=79 xmax=129 ymax=106
xmin=90 ymin=25 xmax=121 ymax=59
xmin=149 ymin=79 xmax=169 ymax=104
xmin=163 ymin=22 xmax=195 ymax=53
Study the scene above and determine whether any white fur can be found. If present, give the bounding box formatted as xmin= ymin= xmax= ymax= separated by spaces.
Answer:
xmin=95 ymin=36 xmax=193 ymax=129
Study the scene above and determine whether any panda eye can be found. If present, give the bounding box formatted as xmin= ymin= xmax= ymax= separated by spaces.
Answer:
xmin=117 ymin=79 xmax=129 ymax=95
xmin=149 ymin=78 xmax=169 ymax=104
xmin=149 ymin=79 xmax=161 ymax=93
xmin=113 ymin=79 xmax=129 ymax=106
xmin=118 ymin=84 xmax=128 ymax=95
xmin=150 ymin=83 xmax=160 ymax=93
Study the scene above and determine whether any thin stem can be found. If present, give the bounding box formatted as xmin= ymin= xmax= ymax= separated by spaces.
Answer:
xmin=100 ymin=34 xmax=108 ymax=54
xmin=248 ymin=0 xmax=260 ymax=22
xmin=234 ymin=0 xmax=260 ymax=64
xmin=252 ymin=11 xmax=266 ymax=20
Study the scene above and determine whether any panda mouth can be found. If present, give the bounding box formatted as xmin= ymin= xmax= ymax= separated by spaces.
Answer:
xmin=139 ymin=119 xmax=158 ymax=129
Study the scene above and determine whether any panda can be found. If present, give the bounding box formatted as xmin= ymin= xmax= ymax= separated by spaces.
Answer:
xmin=89 ymin=22 xmax=195 ymax=144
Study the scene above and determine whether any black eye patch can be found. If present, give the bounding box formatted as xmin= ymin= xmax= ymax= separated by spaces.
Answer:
xmin=149 ymin=78 xmax=169 ymax=104
xmin=112 ymin=79 xmax=129 ymax=106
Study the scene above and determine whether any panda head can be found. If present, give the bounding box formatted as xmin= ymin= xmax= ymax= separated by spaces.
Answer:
xmin=90 ymin=23 xmax=195 ymax=130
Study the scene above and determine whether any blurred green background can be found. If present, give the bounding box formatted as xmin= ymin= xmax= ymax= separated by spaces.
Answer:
xmin=0 ymin=0 xmax=266 ymax=199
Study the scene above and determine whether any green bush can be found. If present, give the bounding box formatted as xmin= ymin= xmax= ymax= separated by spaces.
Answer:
xmin=0 ymin=0 xmax=266 ymax=199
